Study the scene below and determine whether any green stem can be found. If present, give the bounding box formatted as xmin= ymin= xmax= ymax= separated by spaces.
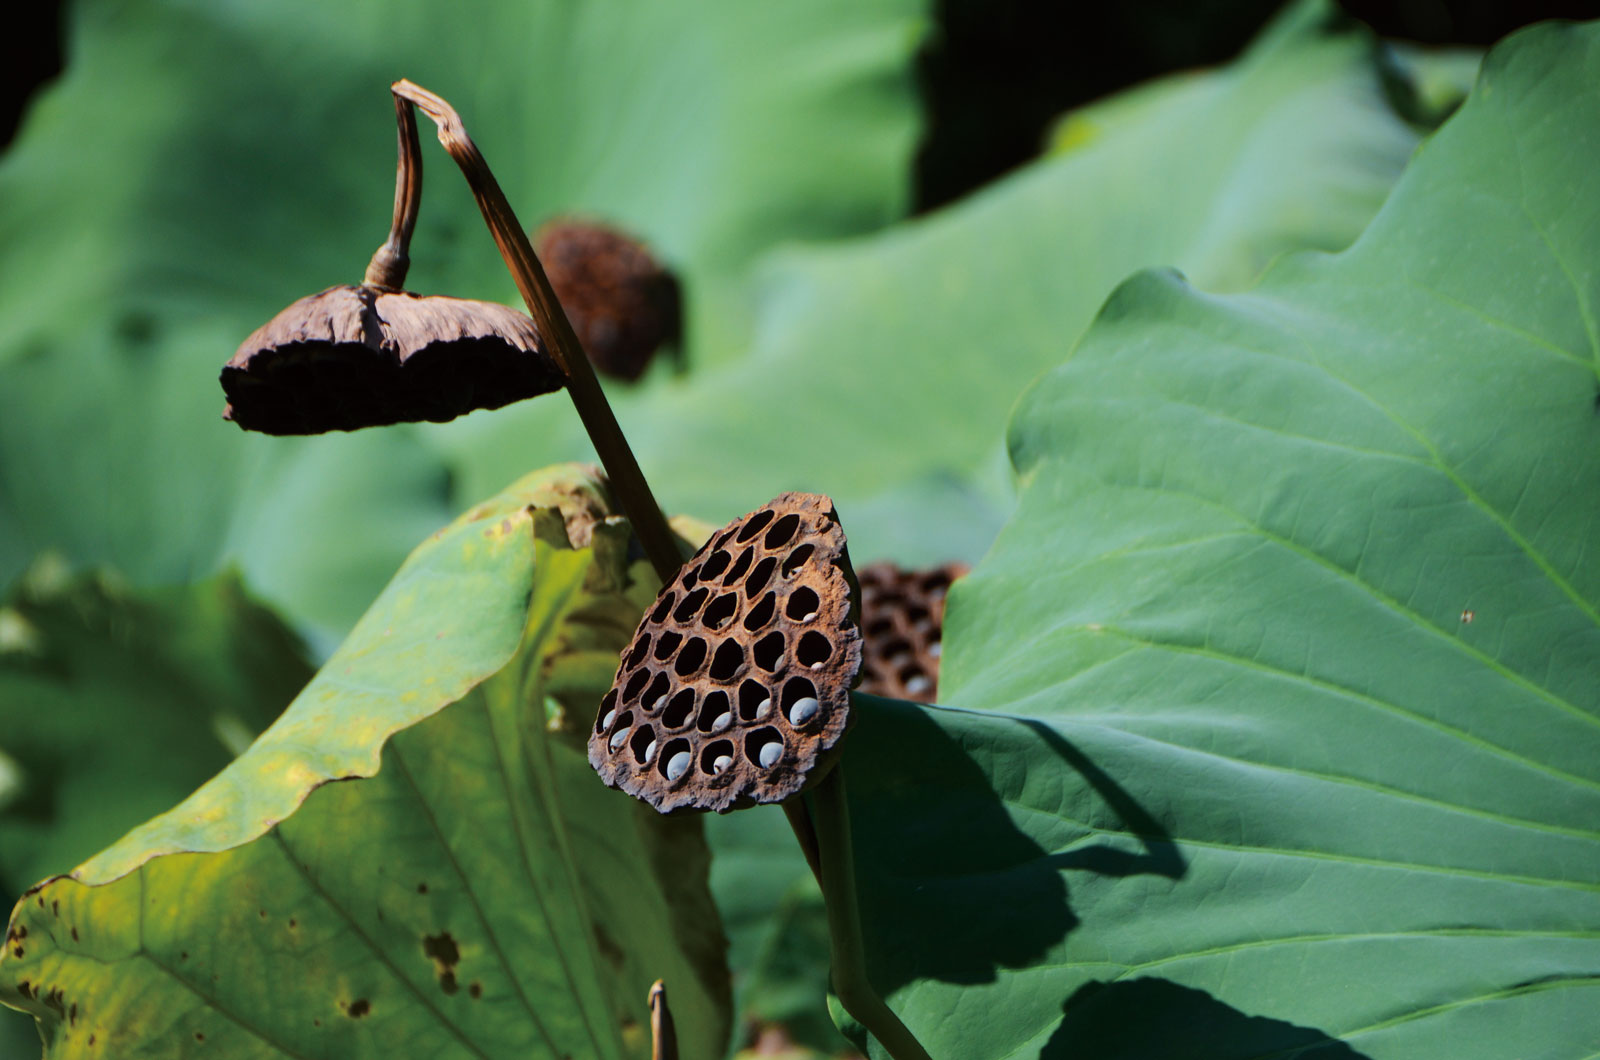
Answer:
xmin=390 ymin=79 xmax=684 ymax=585
xmin=809 ymin=768 xmax=934 ymax=1060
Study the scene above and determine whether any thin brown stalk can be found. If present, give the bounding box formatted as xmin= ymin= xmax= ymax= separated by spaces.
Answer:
xmin=390 ymin=79 xmax=683 ymax=584
xmin=363 ymin=93 xmax=422 ymax=290
xmin=648 ymin=980 xmax=678 ymax=1060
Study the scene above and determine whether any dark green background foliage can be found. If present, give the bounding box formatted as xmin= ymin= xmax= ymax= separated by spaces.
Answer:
xmin=1 ymin=0 xmax=1596 ymax=1057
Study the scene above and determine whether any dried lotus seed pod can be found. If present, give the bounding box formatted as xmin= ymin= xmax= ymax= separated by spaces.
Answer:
xmin=856 ymin=561 xmax=966 ymax=702
xmin=222 ymin=285 xmax=563 ymax=433
xmin=589 ymin=493 xmax=862 ymax=814
xmin=534 ymin=218 xmax=681 ymax=382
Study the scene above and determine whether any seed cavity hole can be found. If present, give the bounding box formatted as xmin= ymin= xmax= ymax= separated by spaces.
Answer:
xmin=673 ymin=587 xmax=709 ymax=624
xmin=797 ymin=631 xmax=832 ymax=668
xmin=660 ymin=739 xmax=693 ymax=782
xmin=625 ymin=633 xmax=651 ymax=670
xmin=746 ymin=727 xmax=783 ymax=769
xmin=653 ymin=630 xmax=682 ymax=660
xmin=642 ymin=671 xmax=670 ymax=712
xmin=739 ymin=679 xmax=772 ymax=721
xmin=745 ymin=556 xmax=777 ymax=598
xmin=780 ymin=544 xmax=814 ymax=578
xmin=608 ymin=712 xmax=634 ymax=752
xmin=664 ymin=689 xmax=697 ymax=729
xmin=650 ymin=593 xmax=675 ymax=625
xmin=674 ymin=636 xmax=709 ymax=677
xmin=623 ymin=669 xmax=651 ymax=704
xmin=723 ymin=547 xmax=754 ymax=586
xmin=782 ymin=677 xmax=819 ymax=727
xmin=697 ymin=690 xmax=733 ymax=733
xmin=737 ymin=509 xmax=776 ymax=543
xmin=763 ymin=513 xmax=800 ymax=551
xmin=785 ymin=587 xmax=820 ymax=622
xmin=596 ymin=689 xmax=618 ymax=733
xmin=743 ymin=591 xmax=777 ymax=632
xmin=680 ymin=563 xmax=702 ymax=590
xmin=708 ymin=639 xmax=745 ymax=681
xmin=753 ymin=631 xmax=786 ymax=672
xmin=701 ymin=739 xmax=736 ymax=777
xmin=703 ymin=592 xmax=739 ymax=630
xmin=631 ymin=725 xmax=659 ymax=765
xmin=701 ymin=549 xmax=732 ymax=582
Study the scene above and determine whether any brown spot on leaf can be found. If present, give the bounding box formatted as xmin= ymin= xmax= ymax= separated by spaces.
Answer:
xmin=346 ymin=999 xmax=370 ymax=1019
xmin=194 ymin=1031 xmax=205 ymax=1042
xmin=288 ymin=919 xmax=297 ymax=930
xmin=469 ymin=982 xmax=482 ymax=999
xmin=71 ymin=928 xmax=78 ymax=942
xmin=423 ymin=932 xmax=461 ymax=994
xmin=417 ymin=882 xmax=428 ymax=894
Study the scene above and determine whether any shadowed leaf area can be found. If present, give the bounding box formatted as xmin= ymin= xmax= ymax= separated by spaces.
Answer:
xmin=0 ymin=564 xmax=311 ymax=899
xmin=834 ymin=16 xmax=1600 ymax=1060
xmin=0 ymin=466 xmax=729 ymax=1058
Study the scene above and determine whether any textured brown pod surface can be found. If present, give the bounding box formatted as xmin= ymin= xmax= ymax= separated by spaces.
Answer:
xmin=535 ymin=219 xmax=681 ymax=382
xmin=856 ymin=562 xmax=966 ymax=702
xmin=221 ymin=284 xmax=565 ymax=434
xmin=590 ymin=493 xmax=861 ymax=814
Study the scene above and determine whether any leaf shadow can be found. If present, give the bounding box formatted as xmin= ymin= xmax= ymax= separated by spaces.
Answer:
xmin=1044 ymin=977 xmax=1375 ymax=1059
xmin=841 ymin=695 xmax=1185 ymax=995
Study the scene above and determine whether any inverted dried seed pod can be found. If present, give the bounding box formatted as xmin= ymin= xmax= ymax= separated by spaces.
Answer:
xmin=221 ymin=285 xmax=563 ymax=433
xmin=535 ymin=218 xmax=681 ymax=382
xmin=590 ymin=493 xmax=862 ymax=814
xmin=856 ymin=561 xmax=967 ymax=702
xmin=220 ymin=92 xmax=565 ymax=435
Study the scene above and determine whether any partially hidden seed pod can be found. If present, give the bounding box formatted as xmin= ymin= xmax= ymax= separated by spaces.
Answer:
xmin=534 ymin=218 xmax=682 ymax=382
xmin=855 ymin=561 xmax=967 ymax=702
xmin=589 ymin=492 xmax=862 ymax=814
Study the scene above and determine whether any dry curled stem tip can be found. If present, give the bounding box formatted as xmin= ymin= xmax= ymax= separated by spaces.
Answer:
xmin=389 ymin=77 xmax=683 ymax=584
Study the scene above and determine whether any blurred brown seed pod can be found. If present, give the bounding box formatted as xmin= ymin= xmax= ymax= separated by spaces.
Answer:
xmin=856 ymin=562 xmax=966 ymax=702
xmin=221 ymin=285 xmax=564 ymax=434
xmin=590 ymin=493 xmax=862 ymax=814
xmin=535 ymin=218 xmax=681 ymax=382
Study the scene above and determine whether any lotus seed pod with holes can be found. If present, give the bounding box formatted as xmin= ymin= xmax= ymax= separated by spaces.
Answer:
xmin=855 ymin=561 xmax=967 ymax=702
xmin=588 ymin=492 xmax=863 ymax=813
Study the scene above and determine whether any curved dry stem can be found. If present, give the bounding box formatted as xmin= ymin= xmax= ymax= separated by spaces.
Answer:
xmin=363 ymin=94 xmax=422 ymax=290
xmin=810 ymin=768 xmax=934 ymax=1060
xmin=390 ymin=78 xmax=683 ymax=584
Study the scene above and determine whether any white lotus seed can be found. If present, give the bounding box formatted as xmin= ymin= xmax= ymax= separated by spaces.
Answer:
xmin=666 ymin=751 xmax=692 ymax=781
xmin=643 ymin=739 xmax=657 ymax=764
xmin=712 ymin=754 xmax=733 ymax=774
xmin=754 ymin=697 xmax=772 ymax=719
xmin=928 ymin=641 xmax=942 ymax=658
xmin=802 ymin=611 xmax=818 ymax=622
xmin=905 ymin=675 xmax=932 ymax=696
xmin=758 ymin=741 xmax=782 ymax=768
xmin=787 ymin=696 xmax=820 ymax=725
xmin=711 ymin=712 xmax=732 ymax=732
xmin=647 ymin=695 xmax=664 ymax=713
xmin=609 ymin=728 xmax=628 ymax=752
xmin=602 ymin=708 xmax=617 ymax=730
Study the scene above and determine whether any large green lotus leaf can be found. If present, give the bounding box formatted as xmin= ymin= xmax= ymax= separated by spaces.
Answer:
xmin=433 ymin=0 xmax=1429 ymax=569
xmin=0 ymin=562 xmax=311 ymax=901
xmin=0 ymin=565 xmax=314 ymax=1055
xmin=835 ymin=19 xmax=1600 ymax=1059
xmin=0 ymin=466 xmax=729 ymax=1058
xmin=0 ymin=0 xmax=925 ymax=637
